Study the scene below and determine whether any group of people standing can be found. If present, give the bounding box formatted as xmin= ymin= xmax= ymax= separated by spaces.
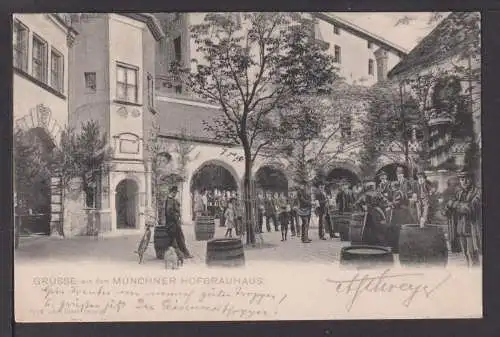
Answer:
xmin=355 ymin=165 xmax=481 ymax=267
xmin=255 ymin=182 xmax=357 ymax=243
xmin=183 ymin=165 xmax=481 ymax=268
xmin=193 ymin=189 xmax=244 ymax=238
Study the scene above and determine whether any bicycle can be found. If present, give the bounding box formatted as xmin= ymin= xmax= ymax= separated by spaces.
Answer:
xmin=136 ymin=213 xmax=157 ymax=264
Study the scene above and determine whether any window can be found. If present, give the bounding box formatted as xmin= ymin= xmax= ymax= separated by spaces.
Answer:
xmin=368 ymin=41 xmax=373 ymax=49
xmin=50 ymin=49 xmax=64 ymax=93
xmin=147 ymin=73 xmax=155 ymax=109
xmin=85 ymin=72 xmax=96 ymax=92
xmin=333 ymin=25 xmax=340 ymax=35
xmin=13 ymin=20 xmax=29 ymax=71
xmin=232 ymin=13 xmax=241 ymax=26
xmin=334 ymin=45 xmax=341 ymax=64
xmin=368 ymin=59 xmax=374 ymax=76
xmin=32 ymin=35 xmax=48 ymax=83
xmin=340 ymin=114 xmax=352 ymax=139
xmin=116 ymin=64 xmax=138 ymax=103
xmin=174 ymin=36 xmax=182 ymax=62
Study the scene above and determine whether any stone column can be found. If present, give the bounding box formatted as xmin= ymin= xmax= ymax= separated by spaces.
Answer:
xmin=181 ymin=178 xmax=192 ymax=225
xmin=374 ymin=48 xmax=388 ymax=82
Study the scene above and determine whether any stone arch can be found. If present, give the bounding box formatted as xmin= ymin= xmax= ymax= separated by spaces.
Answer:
xmin=324 ymin=160 xmax=361 ymax=178
xmin=254 ymin=165 xmax=289 ymax=195
xmin=188 ymin=159 xmax=240 ymax=194
xmin=14 ymin=126 xmax=57 ymax=235
xmin=15 ymin=104 xmax=62 ymax=147
xmin=376 ymin=162 xmax=411 ymax=181
xmin=115 ymin=178 xmax=140 ymax=229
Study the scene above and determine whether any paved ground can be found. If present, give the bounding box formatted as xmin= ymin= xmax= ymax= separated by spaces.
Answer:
xmin=15 ymin=221 xmax=470 ymax=268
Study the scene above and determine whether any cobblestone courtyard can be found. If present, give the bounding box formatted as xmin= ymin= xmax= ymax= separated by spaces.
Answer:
xmin=15 ymin=221 xmax=470 ymax=269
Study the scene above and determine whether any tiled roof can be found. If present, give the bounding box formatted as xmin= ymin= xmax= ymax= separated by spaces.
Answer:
xmin=155 ymin=96 xmax=228 ymax=144
xmin=388 ymin=12 xmax=479 ymax=78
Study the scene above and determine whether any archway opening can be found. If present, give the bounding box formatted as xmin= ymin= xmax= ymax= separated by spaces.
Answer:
xmin=376 ymin=163 xmax=410 ymax=182
xmin=255 ymin=166 xmax=288 ymax=195
xmin=326 ymin=168 xmax=359 ymax=192
xmin=190 ymin=162 xmax=238 ymax=218
xmin=115 ymin=179 xmax=139 ymax=229
xmin=14 ymin=127 xmax=56 ymax=235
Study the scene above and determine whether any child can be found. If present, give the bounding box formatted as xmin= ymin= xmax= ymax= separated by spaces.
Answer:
xmin=224 ymin=199 xmax=236 ymax=238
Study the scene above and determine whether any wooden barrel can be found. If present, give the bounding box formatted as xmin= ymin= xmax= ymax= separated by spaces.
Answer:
xmin=206 ymin=238 xmax=245 ymax=268
xmin=195 ymin=216 xmax=215 ymax=241
xmin=333 ymin=212 xmax=352 ymax=241
xmin=387 ymin=224 xmax=402 ymax=254
xmin=349 ymin=212 xmax=365 ymax=245
xmin=153 ymin=226 xmax=172 ymax=259
xmin=398 ymin=224 xmax=448 ymax=267
xmin=340 ymin=245 xmax=394 ymax=269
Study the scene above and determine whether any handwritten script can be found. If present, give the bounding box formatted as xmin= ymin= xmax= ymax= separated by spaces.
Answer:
xmin=326 ymin=268 xmax=451 ymax=312
xmin=28 ymin=276 xmax=288 ymax=320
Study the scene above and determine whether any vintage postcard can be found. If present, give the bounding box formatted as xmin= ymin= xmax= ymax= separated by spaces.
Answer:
xmin=13 ymin=12 xmax=482 ymax=322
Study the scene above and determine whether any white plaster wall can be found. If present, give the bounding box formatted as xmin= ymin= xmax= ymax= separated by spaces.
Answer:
xmin=13 ymin=14 xmax=71 ymax=145
xmin=108 ymin=14 xmax=145 ymax=142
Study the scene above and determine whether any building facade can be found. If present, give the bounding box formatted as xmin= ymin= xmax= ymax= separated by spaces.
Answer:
xmin=63 ymin=13 xmax=164 ymax=235
xmin=13 ymin=14 xmax=77 ymax=235
xmin=149 ymin=13 xmax=408 ymax=223
xmin=387 ymin=12 xmax=481 ymax=191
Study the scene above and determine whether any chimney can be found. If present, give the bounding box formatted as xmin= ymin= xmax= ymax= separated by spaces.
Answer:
xmin=374 ymin=48 xmax=388 ymax=82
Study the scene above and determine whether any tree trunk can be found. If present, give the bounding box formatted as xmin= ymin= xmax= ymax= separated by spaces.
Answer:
xmin=243 ymin=147 xmax=255 ymax=245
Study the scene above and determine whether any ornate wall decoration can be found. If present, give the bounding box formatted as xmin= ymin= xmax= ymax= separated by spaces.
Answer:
xmin=130 ymin=109 xmax=141 ymax=118
xmin=116 ymin=133 xmax=141 ymax=154
xmin=117 ymin=107 xmax=128 ymax=118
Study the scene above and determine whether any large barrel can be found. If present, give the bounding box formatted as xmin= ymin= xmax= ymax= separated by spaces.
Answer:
xmin=340 ymin=245 xmax=394 ymax=269
xmin=333 ymin=212 xmax=352 ymax=241
xmin=153 ymin=226 xmax=172 ymax=259
xmin=398 ymin=224 xmax=448 ymax=267
xmin=195 ymin=216 xmax=215 ymax=241
xmin=349 ymin=212 xmax=365 ymax=244
xmin=386 ymin=224 xmax=402 ymax=254
xmin=206 ymin=238 xmax=245 ymax=267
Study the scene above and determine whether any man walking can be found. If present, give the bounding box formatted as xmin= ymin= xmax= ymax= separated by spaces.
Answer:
xmin=165 ymin=186 xmax=193 ymax=259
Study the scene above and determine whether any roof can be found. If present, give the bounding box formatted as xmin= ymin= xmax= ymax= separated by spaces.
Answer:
xmin=121 ymin=13 xmax=165 ymax=41
xmin=387 ymin=12 xmax=479 ymax=78
xmin=155 ymin=95 xmax=233 ymax=145
xmin=312 ymin=12 xmax=408 ymax=56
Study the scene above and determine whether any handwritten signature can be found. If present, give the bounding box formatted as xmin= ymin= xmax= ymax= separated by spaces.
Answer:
xmin=326 ymin=269 xmax=451 ymax=312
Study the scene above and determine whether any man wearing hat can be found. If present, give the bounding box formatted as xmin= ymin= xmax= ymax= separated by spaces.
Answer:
xmin=377 ymin=170 xmax=391 ymax=197
xmin=396 ymin=166 xmax=413 ymax=199
xmin=445 ymin=169 xmax=481 ymax=267
xmin=165 ymin=186 xmax=193 ymax=259
xmin=336 ymin=179 xmax=355 ymax=214
xmin=315 ymin=181 xmax=335 ymax=240
xmin=413 ymin=170 xmax=433 ymax=227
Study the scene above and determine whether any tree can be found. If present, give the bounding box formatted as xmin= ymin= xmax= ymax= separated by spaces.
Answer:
xmin=145 ymin=120 xmax=196 ymax=223
xmin=171 ymin=13 xmax=338 ymax=245
xmin=274 ymin=84 xmax=366 ymax=187
xmin=53 ymin=120 xmax=113 ymax=235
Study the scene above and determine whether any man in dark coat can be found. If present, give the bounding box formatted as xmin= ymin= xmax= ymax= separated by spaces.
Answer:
xmin=445 ymin=169 xmax=481 ymax=267
xmin=316 ymin=182 xmax=335 ymax=239
xmin=264 ymin=192 xmax=277 ymax=232
xmin=165 ymin=186 xmax=193 ymax=258
xmin=336 ymin=180 xmax=355 ymax=213
xmin=297 ymin=186 xmax=313 ymax=243
xmin=377 ymin=171 xmax=392 ymax=201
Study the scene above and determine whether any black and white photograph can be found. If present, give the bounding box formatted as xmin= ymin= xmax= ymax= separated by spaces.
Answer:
xmin=13 ymin=12 xmax=482 ymax=321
